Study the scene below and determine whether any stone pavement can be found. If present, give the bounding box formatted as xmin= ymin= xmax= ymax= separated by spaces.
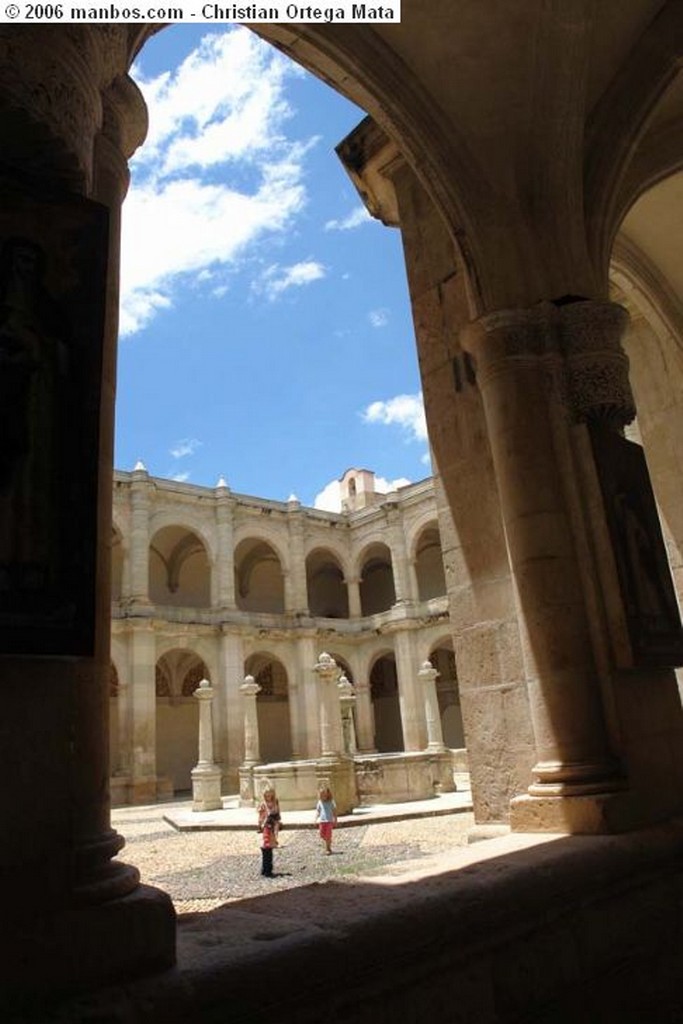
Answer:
xmin=112 ymin=789 xmax=478 ymax=915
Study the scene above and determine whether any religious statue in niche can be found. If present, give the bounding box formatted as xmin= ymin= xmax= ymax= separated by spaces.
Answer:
xmin=0 ymin=237 xmax=70 ymax=595
xmin=0 ymin=186 xmax=108 ymax=656
xmin=591 ymin=426 xmax=683 ymax=667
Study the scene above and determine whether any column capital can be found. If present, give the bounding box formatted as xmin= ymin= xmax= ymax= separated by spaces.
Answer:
xmin=463 ymin=299 xmax=635 ymax=430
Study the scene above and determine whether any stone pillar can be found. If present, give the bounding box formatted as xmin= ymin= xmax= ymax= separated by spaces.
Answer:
xmin=338 ymin=675 xmax=357 ymax=754
xmin=296 ymin=635 xmax=322 ymax=758
xmin=128 ymin=625 xmax=158 ymax=803
xmin=314 ymin=652 xmax=344 ymax=756
xmin=241 ymin=675 xmax=262 ymax=766
xmin=354 ymin=677 xmax=376 ymax=753
xmin=214 ymin=479 xmax=236 ymax=609
xmin=285 ymin=498 xmax=308 ymax=614
xmin=129 ymin=463 xmax=151 ymax=605
xmin=0 ymin=30 xmax=174 ymax=999
xmin=191 ymin=680 xmax=222 ymax=811
xmin=394 ymin=630 xmax=426 ymax=751
xmin=345 ymin=576 xmax=363 ymax=618
xmin=385 ymin=501 xmax=413 ymax=603
xmin=419 ymin=660 xmax=447 ymax=752
xmin=220 ymin=630 xmax=245 ymax=791
xmin=238 ymin=675 xmax=261 ymax=805
xmin=463 ymin=303 xmax=626 ymax=829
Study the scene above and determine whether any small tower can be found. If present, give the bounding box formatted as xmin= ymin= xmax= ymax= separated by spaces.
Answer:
xmin=339 ymin=468 xmax=381 ymax=512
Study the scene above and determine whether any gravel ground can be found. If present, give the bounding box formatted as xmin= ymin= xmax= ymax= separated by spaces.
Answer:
xmin=113 ymin=804 xmax=476 ymax=915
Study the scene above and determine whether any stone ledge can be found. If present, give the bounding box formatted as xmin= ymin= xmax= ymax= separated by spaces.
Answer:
xmin=22 ymin=820 xmax=683 ymax=1023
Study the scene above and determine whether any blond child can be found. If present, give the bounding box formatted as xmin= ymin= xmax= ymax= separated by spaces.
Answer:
xmin=314 ymin=785 xmax=337 ymax=854
xmin=257 ymin=783 xmax=281 ymax=846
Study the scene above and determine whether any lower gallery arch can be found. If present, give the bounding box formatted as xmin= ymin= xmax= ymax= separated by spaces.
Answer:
xmin=370 ymin=651 xmax=404 ymax=753
xmin=429 ymin=639 xmax=465 ymax=749
xmin=246 ymin=652 xmax=293 ymax=763
xmin=155 ymin=649 xmax=207 ymax=794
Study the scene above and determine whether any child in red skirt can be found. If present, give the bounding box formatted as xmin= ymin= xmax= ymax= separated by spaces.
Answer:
xmin=315 ymin=784 xmax=337 ymax=854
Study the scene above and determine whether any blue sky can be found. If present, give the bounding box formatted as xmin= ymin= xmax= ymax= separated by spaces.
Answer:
xmin=116 ymin=25 xmax=429 ymax=511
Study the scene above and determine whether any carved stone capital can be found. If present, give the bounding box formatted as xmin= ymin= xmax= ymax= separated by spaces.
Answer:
xmin=461 ymin=306 xmax=556 ymax=389
xmin=0 ymin=27 xmax=136 ymax=191
xmin=558 ymin=300 xmax=635 ymax=430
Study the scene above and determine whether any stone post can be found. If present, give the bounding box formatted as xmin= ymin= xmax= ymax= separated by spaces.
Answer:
xmin=354 ymin=678 xmax=376 ymax=753
xmin=241 ymin=675 xmax=262 ymax=766
xmin=238 ymin=673 xmax=261 ymax=806
xmin=345 ymin=576 xmax=363 ymax=618
xmin=419 ymin=660 xmax=447 ymax=752
xmin=385 ymin=500 xmax=413 ymax=603
xmin=191 ymin=679 xmax=223 ymax=811
xmin=314 ymin=651 xmax=344 ymax=756
xmin=338 ymin=674 xmax=357 ymax=754
xmin=394 ymin=630 xmax=427 ymax=750
xmin=214 ymin=479 xmax=236 ymax=608
xmin=287 ymin=497 xmax=309 ymax=614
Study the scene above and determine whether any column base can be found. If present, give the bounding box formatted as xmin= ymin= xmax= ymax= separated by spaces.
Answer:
xmin=191 ymin=764 xmax=222 ymax=811
xmin=2 ymin=884 xmax=176 ymax=1010
xmin=510 ymin=790 xmax=643 ymax=834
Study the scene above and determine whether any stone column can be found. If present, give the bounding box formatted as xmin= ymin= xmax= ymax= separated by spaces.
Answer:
xmin=128 ymin=624 xmax=158 ymax=803
xmin=353 ymin=677 xmax=376 ymax=753
xmin=395 ymin=630 xmax=426 ymax=751
xmin=314 ymin=652 xmax=344 ymax=757
xmin=345 ymin=576 xmax=363 ymax=618
xmin=129 ymin=463 xmax=151 ymax=605
xmin=0 ymin=31 xmax=174 ymax=998
xmin=419 ymin=660 xmax=447 ymax=751
xmin=296 ymin=635 xmax=322 ymax=758
xmin=338 ymin=675 xmax=357 ymax=754
xmin=385 ymin=501 xmax=413 ymax=603
xmin=241 ymin=675 xmax=262 ymax=766
xmin=214 ymin=479 xmax=236 ymax=609
xmin=285 ymin=498 xmax=309 ymax=614
xmin=220 ymin=630 xmax=245 ymax=791
xmin=191 ymin=680 xmax=222 ymax=811
xmin=463 ymin=303 xmax=626 ymax=828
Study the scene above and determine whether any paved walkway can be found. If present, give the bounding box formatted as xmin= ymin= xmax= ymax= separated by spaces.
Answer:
xmin=112 ymin=788 xmax=480 ymax=915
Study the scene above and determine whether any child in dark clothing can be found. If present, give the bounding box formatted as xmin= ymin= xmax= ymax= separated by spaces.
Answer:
xmin=259 ymin=812 xmax=278 ymax=877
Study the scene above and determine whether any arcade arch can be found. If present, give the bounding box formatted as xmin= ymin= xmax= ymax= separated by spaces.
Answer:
xmin=235 ymin=538 xmax=285 ymax=614
xmin=155 ymin=648 xmax=208 ymax=793
xmin=359 ymin=542 xmax=396 ymax=616
xmin=245 ymin=652 xmax=293 ymax=763
xmin=306 ymin=548 xmax=349 ymax=619
xmin=370 ymin=651 xmax=403 ymax=753
xmin=413 ymin=523 xmax=447 ymax=601
xmin=149 ymin=525 xmax=211 ymax=607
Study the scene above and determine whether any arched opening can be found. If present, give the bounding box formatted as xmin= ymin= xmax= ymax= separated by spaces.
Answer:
xmin=149 ymin=525 xmax=211 ymax=607
xmin=360 ymin=543 xmax=396 ymax=616
xmin=246 ymin=653 xmax=292 ymax=763
xmin=370 ymin=652 xmax=403 ymax=752
xmin=429 ymin=640 xmax=465 ymax=749
xmin=414 ymin=523 xmax=446 ymax=601
xmin=234 ymin=538 xmax=285 ymax=614
xmin=155 ymin=649 xmax=207 ymax=794
xmin=306 ymin=548 xmax=349 ymax=618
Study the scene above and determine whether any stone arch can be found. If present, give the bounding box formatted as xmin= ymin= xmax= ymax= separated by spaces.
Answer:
xmin=234 ymin=537 xmax=285 ymax=614
xmin=369 ymin=649 xmax=403 ymax=753
xmin=358 ymin=541 xmax=396 ymax=616
xmin=428 ymin=638 xmax=465 ymax=750
xmin=412 ymin=520 xmax=447 ymax=601
xmin=149 ymin=524 xmax=211 ymax=608
xmin=306 ymin=547 xmax=349 ymax=619
xmin=245 ymin=651 xmax=292 ymax=764
xmin=155 ymin=648 xmax=208 ymax=794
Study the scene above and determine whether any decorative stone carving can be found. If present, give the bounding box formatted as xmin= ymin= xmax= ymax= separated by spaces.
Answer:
xmin=191 ymin=679 xmax=222 ymax=811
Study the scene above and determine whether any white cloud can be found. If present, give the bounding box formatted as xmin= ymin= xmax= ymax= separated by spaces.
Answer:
xmin=368 ymin=308 xmax=389 ymax=328
xmin=170 ymin=438 xmax=202 ymax=459
xmin=362 ymin=393 xmax=428 ymax=443
xmin=324 ymin=206 xmax=371 ymax=231
xmin=314 ymin=479 xmax=342 ymax=512
xmin=171 ymin=471 xmax=191 ymax=483
xmin=120 ymin=29 xmax=314 ymax=336
xmin=313 ymin=474 xmax=411 ymax=513
xmin=256 ymin=259 xmax=326 ymax=301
